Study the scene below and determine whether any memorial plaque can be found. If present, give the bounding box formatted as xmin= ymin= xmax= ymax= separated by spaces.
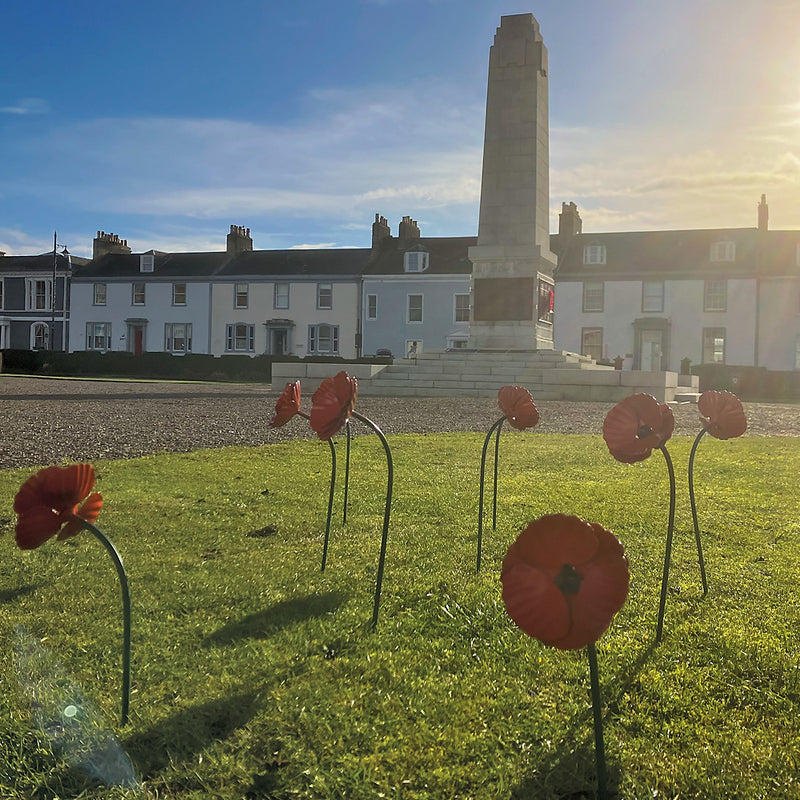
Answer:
xmin=473 ymin=277 xmax=535 ymax=321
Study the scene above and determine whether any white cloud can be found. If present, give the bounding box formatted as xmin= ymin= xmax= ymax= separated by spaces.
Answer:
xmin=0 ymin=97 xmax=50 ymax=115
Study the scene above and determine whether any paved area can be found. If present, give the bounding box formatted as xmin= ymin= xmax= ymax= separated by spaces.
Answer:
xmin=1 ymin=375 xmax=797 ymax=469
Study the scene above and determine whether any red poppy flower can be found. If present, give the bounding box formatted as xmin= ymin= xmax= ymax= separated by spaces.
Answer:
xmin=502 ymin=514 xmax=629 ymax=650
xmin=13 ymin=464 xmax=103 ymax=550
xmin=269 ymin=381 xmax=301 ymax=428
xmin=698 ymin=390 xmax=747 ymax=440
xmin=603 ymin=393 xmax=675 ymax=463
xmin=498 ymin=385 xmax=540 ymax=430
xmin=310 ymin=371 xmax=358 ymax=441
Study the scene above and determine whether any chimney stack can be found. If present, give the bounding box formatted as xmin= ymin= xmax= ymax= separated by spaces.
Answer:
xmin=372 ymin=213 xmax=391 ymax=251
xmin=93 ymin=231 xmax=132 ymax=260
xmin=558 ymin=201 xmax=582 ymax=238
xmin=758 ymin=194 xmax=768 ymax=232
xmin=227 ymin=224 xmax=254 ymax=255
xmin=398 ymin=215 xmax=420 ymax=246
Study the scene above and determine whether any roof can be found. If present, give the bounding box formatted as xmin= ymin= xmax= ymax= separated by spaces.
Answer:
xmin=0 ymin=252 xmax=89 ymax=274
xmin=72 ymin=247 xmax=373 ymax=281
xmin=554 ymin=228 xmax=800 ymax=280
xmin=363 ymin=236 xmax=476 ymax=275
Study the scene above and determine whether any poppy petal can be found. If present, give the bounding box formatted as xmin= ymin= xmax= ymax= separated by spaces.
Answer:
xmin=498 ymin=386 xmax=540 ymax=430
xmin=269 ymin=381 xmax=301 ymax=428
xmin=698 ymin=390 xmax=747 ymax=440
xmin=511 ymin=514 xmax=599 ymax=572
xmin=310 ymin=371 xmax=357 ymax=440
xmin=15 ymin=508 xmax=62 ymax=549
xmin=502 ymin=562 xmax=571 ymax=643
xmin=603 ymin=393 xmax=674 ymax=462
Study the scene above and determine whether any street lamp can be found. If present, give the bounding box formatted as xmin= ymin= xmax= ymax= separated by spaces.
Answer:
xmin=51 ymin=231 xmax=71 ymax=351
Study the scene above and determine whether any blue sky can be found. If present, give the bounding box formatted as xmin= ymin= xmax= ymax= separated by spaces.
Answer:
xmin=2 ymin=0 xmax=800 ymax=257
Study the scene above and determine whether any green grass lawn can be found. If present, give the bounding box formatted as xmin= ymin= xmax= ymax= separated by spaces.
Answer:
xmin=1 ymin=432 xmax=799 ymax=799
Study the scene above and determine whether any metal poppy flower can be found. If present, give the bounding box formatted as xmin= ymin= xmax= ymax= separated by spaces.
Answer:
xmin=310 ymin=371 xmax=358 ymax=441
xmin=602 ymin=393 xmax=675 ymax=463
xmin=497 ymin=385 xmax=540 ymax=430
xmin=697 ymin=390 xmax=747 ymax=440
xmin=13 ymin=464 xmax=103 ymax=550
xmin=502 ymin=514 xmax=629 ymax=650
xmin=269 ymin=381 xmax=302 ymax=428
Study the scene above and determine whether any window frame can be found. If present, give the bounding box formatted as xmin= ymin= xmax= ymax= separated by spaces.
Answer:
xmin=164 ymin=322 xmax=192 ymax=354
xmin=225 ymin=322 xmax=255 ymax=353
xmin=583 ymin=244 xmax=606 ymax=265
xmin=317 ymin=283 xmax=333 ymax=310
xmin=172 ymin=283 xmax=187 ymax=306
xmin=274 ymin=282 xmax=290 ymax=310
xmin=407 ymin=293 xmax=423 ymax=323
xmin=86 ymin=321 xmax=111 ymax=351
xmin=93 ymin=282 xmax=107 ymax=306
xmin=26 ymin=278 xmax=52 ymax=311
xmin=234 ymin=282 xmax=249 ymax=309
xmin=710 ymin=241 xmax=735 ymax=262
xmin=0 ymin=278 xmax=4 ymax=310
xmin=0 ymin=320 xmax=9 ymax=348
xmin=308 ymin=323 xmax=340 ymax=355
xmin=404 ymin=251 xmax=429 ymax=272
xmin=31 ymin=322 xmax=49 ymax=350
xmin=703 ymin=279 xmax=727 ymax=312
xmin=581 ymin=327 xmax=603 ymax=361
xmin=582 ymin=281 xmax=604 ymax=312
xmin=454 ymin=293 xmax=470 ymax=323
xmin=132 ymin=282 xmax=145 ymax=306
xmin=641 ymin=280 xmax=664 ymax=313
xmin=702 ymin=327 xmax=726 ymax=363
xmin=366 ymin=294 xmax=378 ymax=320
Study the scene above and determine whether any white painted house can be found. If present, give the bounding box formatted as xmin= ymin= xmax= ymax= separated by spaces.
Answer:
xmin=552 ymin=197 xmax=800 ymax=372
xmin=361 ymin=215 xmax=475 ymax=357
xmin=70 ymin=227 xmax=369 ymax=359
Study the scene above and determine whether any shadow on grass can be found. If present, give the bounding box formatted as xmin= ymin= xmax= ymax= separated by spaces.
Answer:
xmin=124 ymin=690 xmax=259 ymax=777
xmin=203 ymin=591 xmax=347 ymax=645
xmin=0 ymin=584 xmax=39 ymax=603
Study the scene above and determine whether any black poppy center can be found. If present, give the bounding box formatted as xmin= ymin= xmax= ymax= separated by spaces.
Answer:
xmin=554 ymin=563 xmax=583 ymax=595
xmin=636 ymin=424 xmax=653 ymax=440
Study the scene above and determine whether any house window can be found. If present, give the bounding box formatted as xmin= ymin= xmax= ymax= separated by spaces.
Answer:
xmin=274 ymin=283 xmax=290 ymax=309
xmin=308 ymin=323 xmax=339 ymax=354
xmin=26 ymin=279 xmax=51 ymax=311
xmin=0 ymin=321 xmax=9 ymax=348
xmin=406 ymin=339 xmax=422 ymax=357
xmin=31 ymin=322 xmax=49 ymax=350
xmin=173 ymin=283 xmax=187 ymax=305
xmin=538 ymin=280 xmax=554 ymax=323
xmin=581 ymin=327 xmax=603 ymax=361
xmin=367 ymin=294 xmax=378 ymax=320
xmin=93 ymin=283 xmax=107 ymax=305
xmin=0 ymin=279 xmax=4 ymax=310
xmin=710 ymin=241 xmax=735 ymax=262
xmin=86 ymin=322 xmax=111 ymax=351
xmin=317 ymin=283 xmax=333 ymax=310
xmin=642 ymin=281 xmax=664 ymax=313
xmin=702 ymin=327 xmax=726 ymax=363
xmin=140 ymin=254 xmax=155 ymax=272
xmin=132 ymin=283 xmax=145 ymax=305
xmin=225 ymin=323 xmax=255 ymax=352
xmin=165 ymin=322 xmax=192 ymax=353
xmin=407 ymin=294 xmax=423 ymax=322
xmin=235 ymin=283 xmax=249 ymax=309
xmin=583 ymin=244 xmax=606 ymax=265
xmin=455 ymin=294 xmax=470 ymax=323
xmin=704 ymin=279 xmax=727 ymax=312
xmin=404 ymin=251 xmax=429 ymax=272
xmin=582 ymin=281 xmax=604 ymax=312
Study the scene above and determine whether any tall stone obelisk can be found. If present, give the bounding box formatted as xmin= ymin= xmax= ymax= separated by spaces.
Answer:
xmin=468 ymin=13 xmax=556 ymax=350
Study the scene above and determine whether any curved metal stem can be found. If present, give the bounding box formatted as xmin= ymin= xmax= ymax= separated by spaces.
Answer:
xmin=492 ymin=418 xmax=504 ymax=531
xmin=321 ymin=439 xmax=337 ymax=572
xmin=587 ymin=642 xmax=608 ymax=800
xmin=655 ymin=445 xmax=677 ymax=644
xmin=477 ymin=418 xmax=505 ymax=574
xmin=80 ymin=520 xmax=131 ymax=726
xmin=688 ymin=428 xmax=709 ymax=595
xmin=343 ymin=420 xmax=351 ymax=525
xmin=352 ymin=411 xmax=393 ymax=629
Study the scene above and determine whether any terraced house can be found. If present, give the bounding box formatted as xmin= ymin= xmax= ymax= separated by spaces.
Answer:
xmin=552 ymin=196 xmax=800 ymax=372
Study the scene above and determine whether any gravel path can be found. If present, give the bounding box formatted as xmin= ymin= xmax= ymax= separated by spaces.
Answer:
xmin=1 ymin=375 xmax=798 ymax=469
